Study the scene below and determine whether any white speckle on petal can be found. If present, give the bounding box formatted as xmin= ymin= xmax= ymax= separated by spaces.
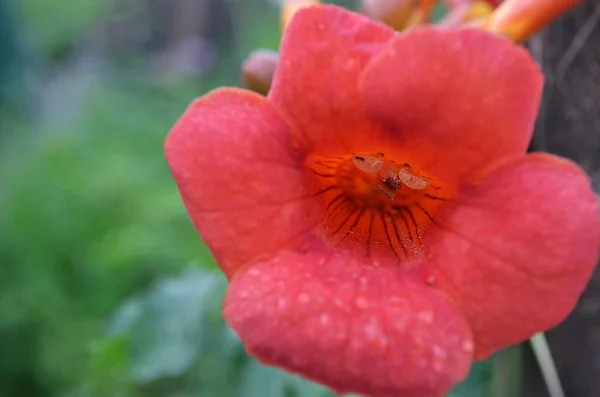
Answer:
xmin=417 ymin=310 xmax=434 ymax=324
xmin=298 ymin=293 xmax=311 ymax=304
xmin=319 ymin=313 xmax=331 ymax=326
xmin=355 ymin=296 xmax=369 ymax=309
xmin=248 ymin=268 xmax=260 ymax=276
xmin=462 ymin=340 xmax=474 ymax=353
xmin=432 ymin=344 xmax=447 ymax=359
xmin=363 ymin=317 xmax=388 ymax=349
xmin=278 ymin=298 xmax=287 ymax=310
xmin=432 ymin=345 xmax=448 ymax=373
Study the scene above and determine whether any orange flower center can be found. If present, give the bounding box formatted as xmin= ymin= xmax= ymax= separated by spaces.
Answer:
xmin=307 ymin=153 xmax=454 ymax=262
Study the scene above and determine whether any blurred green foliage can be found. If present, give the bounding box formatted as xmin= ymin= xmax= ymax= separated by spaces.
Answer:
xmin=0 ymin=0 xmax=25 ymax=109
xmin=16 ymin=0 xmax=111 ymax=60
xmin=0 ymin=76 xmax=213 ymax=396
xmin=0 ymin=1 xmax=521 ymax=396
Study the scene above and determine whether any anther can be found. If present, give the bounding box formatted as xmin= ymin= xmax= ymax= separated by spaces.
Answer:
xmin=351 ymin=153 xmax=384 ymax=173
xmin=397 ymin=164 xmax=430 ymax=190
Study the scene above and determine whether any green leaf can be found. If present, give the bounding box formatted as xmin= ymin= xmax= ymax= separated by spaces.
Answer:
xmin=449 ymin=346 xmax=522 ymax=397
xmin=238 ymin=359 xmax=336 ymax=397
xmin=107 ymin=268 xmax=227 ymax=383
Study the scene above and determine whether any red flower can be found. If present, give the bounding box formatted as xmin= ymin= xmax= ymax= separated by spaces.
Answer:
xmin=165 ymin=5 xmax=599 ymax=397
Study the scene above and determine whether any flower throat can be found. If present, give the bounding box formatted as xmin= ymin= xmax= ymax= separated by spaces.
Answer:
xmin=308 ymin=153 xmax=451 ymax=260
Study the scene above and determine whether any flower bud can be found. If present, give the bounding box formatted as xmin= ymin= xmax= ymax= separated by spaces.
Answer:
xmin=485 ymin=0 xmax=583 ymax=43
xmin=242 ymin=49 xmax=279 ymax=95
xmin=439 ymin=1 xmax=494 ymax=27
xmin=405 ymin=0 xmax=436 ymax=29
xmin=359 ymin=0 xmax=418 ymax=30
xmin=444 ymin=0 xmax=501 ymax=7
xmin=281 ymin=0 xmax=321 ymax=32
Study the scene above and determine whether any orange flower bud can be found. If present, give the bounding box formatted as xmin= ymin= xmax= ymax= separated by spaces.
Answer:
xmin=241 ymin=49 xmax=279 ymax=95
xmin=444 ymin=0 xmax=500 ymax=7
xmin=485 ymin=0 xmax=583 ymax=43
xmin=281 ymin=0 xmax=321 ymax=32
xmin=439 ymin=1 xmax=494 ymax=27
xmin=359 ymin=0 xmax=418 ymax=30
xmin=405 ymin=0 xmax=436 ymax=29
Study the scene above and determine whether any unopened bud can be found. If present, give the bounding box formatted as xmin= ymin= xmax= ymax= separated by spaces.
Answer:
xmin=405 ymin=0 xmax=436 ymax=29
xmin=281 ymin=0 xmax=321 ymax=32
xmin=242 ymin=50 xmax=279 ymax=95
xmin=444 ymin=0 xmax=500 ymax=7
xmin=439 ymin=1 xmax=494 ymax=27
xmin=485 ymin=0 xmax=583 ymax=43
xmin=360 ymin=0 xmax=418 ymax=31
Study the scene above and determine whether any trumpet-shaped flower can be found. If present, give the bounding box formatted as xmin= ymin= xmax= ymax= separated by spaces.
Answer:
xmin=165 ymin=5 xmax=599 ymax=397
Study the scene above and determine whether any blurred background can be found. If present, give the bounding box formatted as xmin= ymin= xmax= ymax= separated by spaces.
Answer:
xmin=0 ymin=1 xmax=599 ymax=397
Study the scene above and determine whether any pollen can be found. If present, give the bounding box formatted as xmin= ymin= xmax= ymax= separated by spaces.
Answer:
xmin=307 ymin=153 xmax=453 ymax=262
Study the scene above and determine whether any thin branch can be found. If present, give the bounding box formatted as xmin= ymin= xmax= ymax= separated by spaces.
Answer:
xmin=530 ymin=333 xmax=565 ymax=397
xmin=555 ymin=1 xmax=600 ymax=84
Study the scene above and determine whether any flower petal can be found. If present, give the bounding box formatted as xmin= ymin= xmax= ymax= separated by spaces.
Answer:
xmin=225 ymin=251 xmax=473 ymax=397
xmin=424 ymin=153 xmax=599 ymax=358
xmin=361 ymin=27 xmax=543 ymax=182
xmin=165 ymin=88 xmax=321 ymax=278
xmin=268 ymin=5 xmax=395 ymax=154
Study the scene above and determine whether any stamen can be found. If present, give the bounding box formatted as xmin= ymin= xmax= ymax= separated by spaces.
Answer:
xmin=307 ymin=153 xmax=448 ymax=263
xmin=375 ymin=179 xmax=398 ymax=200
xmin=351 ymin=154 xmax=430 ymax=200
